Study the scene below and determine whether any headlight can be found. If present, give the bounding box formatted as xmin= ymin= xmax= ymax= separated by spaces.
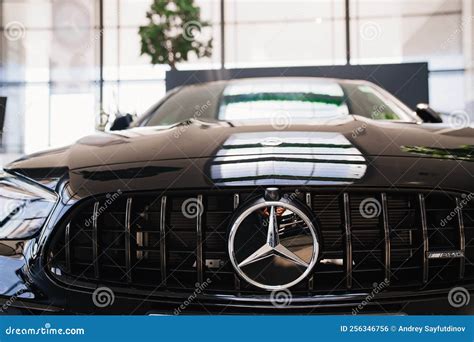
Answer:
xmin=0 ymin=172 xmax=58 ymax=240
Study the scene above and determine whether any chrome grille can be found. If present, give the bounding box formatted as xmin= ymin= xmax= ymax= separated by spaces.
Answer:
xmin=49 ymin=189 xmax=474 ymax=295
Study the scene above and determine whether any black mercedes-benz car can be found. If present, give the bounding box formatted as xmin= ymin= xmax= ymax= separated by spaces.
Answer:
xmin=1 ymin=77 xmax=473 ymax=315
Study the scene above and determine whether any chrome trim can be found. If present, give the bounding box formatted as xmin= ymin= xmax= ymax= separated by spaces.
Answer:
xmin=65 ymin=222 xmax=71 ymax=273
xmin=92 ymin=201 xmax=100 ymax=279
xmin=305 ymin=192 xmax=314 ymax=290
xmin=160 ymin=196 xmax=168 ymax=286
xmin=51 ymin=275 xmax=474 ymax=309
xmin=426 ymin=251 xmax=463 ymax=259
xmin=456 ymin=197 xmax=466 ymax=279
xmin=418 ymin=194 xmax=429 ymax=283
xmin=124 ymin=197 xmax=133 ymax=283
xmin=381 ymin=193 xmax=390 ymax=282
xmin=228 ymin=200 xmax=319 ymax=291
xmin=0 ymin=298 xmax=63 ymax=313
xmin=233 ymin=193 xmax=240 ymax=209
xmin=308 ymin=276 xmax=314 ymax=291
xmin=233 ymin=193 xmax=240 ymax=290
xmin=305 ymin=192 xmax=312 ymax=207
xmin=343 ymin=193 xmax=352 ymax=289
xmin=196 ymin=195 xmax=204 ymax=284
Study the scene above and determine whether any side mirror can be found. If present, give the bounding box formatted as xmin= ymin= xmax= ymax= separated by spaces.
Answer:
xmin=416 ymin=103 xmax=443 ymax=123
xmin=110 ymin=113 xmax=134 ymax=131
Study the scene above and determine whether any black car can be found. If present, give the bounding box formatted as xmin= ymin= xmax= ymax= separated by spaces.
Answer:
xmin=1 ymin=77 xmax=473 ymax=315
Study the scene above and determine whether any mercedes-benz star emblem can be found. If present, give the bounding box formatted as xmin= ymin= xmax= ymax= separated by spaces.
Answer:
xmin=228 ymin=190 xmax=319 ymax=290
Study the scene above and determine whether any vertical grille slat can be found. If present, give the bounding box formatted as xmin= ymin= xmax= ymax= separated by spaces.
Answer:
xmin=92 ymin=201 xmax=100 ymax=279
xmin=457 ymin=197 xmax=466 ymax=279
xmin=65 ymin=222 xmax=71 ymax=273
xmin=196 ymin=195 xmax=204 ymax=284
xmin=343 ymin=193 xmax=353 ymax=289
xmin=233 ymin=194 xmax=240 ymax=210
xmin=160 ymin=196 xmax=168 ymax=286
xmin=418 ymin=194 xmax=429 ymax=284
xmin=306 ymin=192 xmax=314 ymax=291
xmin=233 ymin=193 xmax=241 ymax=291
xmin=381 ymin=193 xmax=391 ymax=282
xmin=124 ymin=198 xmax=133 ymax=283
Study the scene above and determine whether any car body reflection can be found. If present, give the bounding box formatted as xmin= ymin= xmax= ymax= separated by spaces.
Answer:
xmin=210 ymin=131 xmax=367 ymax=186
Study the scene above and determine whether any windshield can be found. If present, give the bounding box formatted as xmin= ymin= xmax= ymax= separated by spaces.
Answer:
xmin=142 ymin=78 xmax=418 ymax=127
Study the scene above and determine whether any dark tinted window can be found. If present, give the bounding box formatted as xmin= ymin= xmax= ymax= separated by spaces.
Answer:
xmin=144 ymin=82 xmax=225 ymax=126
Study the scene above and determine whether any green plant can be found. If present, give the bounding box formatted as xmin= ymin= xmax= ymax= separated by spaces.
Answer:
xmin=139 ymin=0 xmax=213 ymax=69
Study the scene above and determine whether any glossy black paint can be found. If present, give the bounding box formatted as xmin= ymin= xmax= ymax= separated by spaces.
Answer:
xmin=5 ymin=117 xmax=474 ymax=197
xmin=1 ymin=78 xmax=473 ymax=314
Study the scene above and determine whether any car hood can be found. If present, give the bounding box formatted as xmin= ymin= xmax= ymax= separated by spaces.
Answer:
xmin=5 ymin=116 xmax=474 ymax=196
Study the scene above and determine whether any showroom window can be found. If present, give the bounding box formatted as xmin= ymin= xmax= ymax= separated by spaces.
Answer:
xmin=224 ymin=0 xmax=347 ymax=67
xmin=0 ymin=0 xmax=100 ymax=154
xmin=349 ymin=0 xmax=465 ymax=112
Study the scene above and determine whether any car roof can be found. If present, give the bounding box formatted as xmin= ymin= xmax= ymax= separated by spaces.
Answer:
xmin=188 ymin=76 xmax=372 ymax=88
